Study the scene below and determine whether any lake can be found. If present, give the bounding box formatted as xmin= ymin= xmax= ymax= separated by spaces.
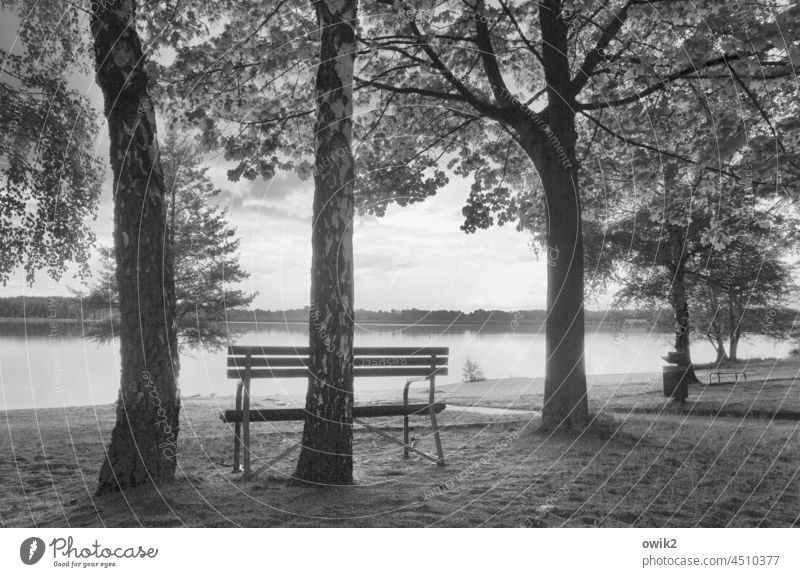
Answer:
xmin=0 ymin=320 xmax=792 ymax=410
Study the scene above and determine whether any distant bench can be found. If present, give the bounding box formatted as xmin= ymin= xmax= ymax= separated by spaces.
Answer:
xmin=709 ymin=370 xmax=747 ymax=385
xmin=221 ymin=346 xmax=449 ymax=479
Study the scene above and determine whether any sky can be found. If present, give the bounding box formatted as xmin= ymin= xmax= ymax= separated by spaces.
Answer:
xmin=1 ymin=153 xmax=552 ymax=311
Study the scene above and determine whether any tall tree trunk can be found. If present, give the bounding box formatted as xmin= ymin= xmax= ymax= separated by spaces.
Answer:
xmin=665 ymin=225 xmax=699 ymax=383
xmin=291 ymin=0 xmax=357 ymax=485
xmin=728 ymin=293 xmax=742 ymax=361
xmin=91 ymin=0 xmax=180 ymax=494
xmin=708 ymin=322 xmax=728 ymax=364
xmin=729 ymin=332 xmax=740 ymax=361
xmin=520 ymin=0 xmax=588 ymax=432
xmin=706 ymin=287 xmax=728 ymax=363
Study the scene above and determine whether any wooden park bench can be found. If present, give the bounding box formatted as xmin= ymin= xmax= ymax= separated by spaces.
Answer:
xmin=709 ymin=370 xmax=747 ymax=385
xmin=221 ymin=345 xmax=449 ymax=479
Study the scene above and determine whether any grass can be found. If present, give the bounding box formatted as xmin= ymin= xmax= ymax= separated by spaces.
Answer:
xmin=2 ymin=402 xmax=798 ymax=527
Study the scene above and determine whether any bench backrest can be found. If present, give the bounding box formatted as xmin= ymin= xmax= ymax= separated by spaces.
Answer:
xmin=227 ymin=346 xmax=448 ymax=380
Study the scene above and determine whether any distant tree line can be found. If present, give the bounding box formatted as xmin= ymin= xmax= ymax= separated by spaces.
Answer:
xmin=0 ymin=296 xmax=104 ymax=320
xmin=229 ymin=306 xmax=682 ymax=331
xmin=6 ymin=299 xmax=796 ymax=342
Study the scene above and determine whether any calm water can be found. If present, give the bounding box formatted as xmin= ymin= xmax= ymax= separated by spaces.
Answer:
xmin=0 ymin=320 xmax=792 ymax=410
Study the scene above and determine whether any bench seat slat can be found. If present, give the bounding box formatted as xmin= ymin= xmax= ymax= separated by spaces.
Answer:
xmin=228 ymin=345 xmax=448 ymax=357
xmin=221 ymin=402 xmax=446 ymax=423
xmin=227 ymin=356 xmax=448 ymax=368
xmin=227 ymin=367 xmax=448 ymax=379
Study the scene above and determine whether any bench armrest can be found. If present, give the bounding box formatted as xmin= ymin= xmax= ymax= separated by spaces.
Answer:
xmin=403 ymin=374 xmax=438 ymax=408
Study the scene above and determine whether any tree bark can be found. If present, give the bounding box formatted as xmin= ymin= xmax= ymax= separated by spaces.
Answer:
xmin=708 ymin=323 xmax=728 ymax=364
xmin=515 ymin=0 xmax=588 ymax=432
xmin=665 ymin=224 xmax=699 ymax=383
xmin=91 ymin=0 xmax=180 ymax=494
xmin=291 ymin=0 xmax=357 ymax=485
xmin=538 ymin=157 xmax=588 ymax=431
xmin=706 ymin=287 xmax=728 ymax=363
xmin=728 ymin=294 xmax=742 ymax=361
xmin=729 ymin=333 xmax=740 ymax=361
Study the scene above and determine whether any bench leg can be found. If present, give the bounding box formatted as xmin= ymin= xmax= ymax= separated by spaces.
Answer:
xmin=242 ymin=374 xmax=252 ymax=480
xmin=354 ymin=418 xmax=440 ymax=463
xmin=403 ymin=415 xmax=410 ymax=459
xmin=403 ymin=382 xmax=411 ymax=460
xmin=233 ymin=381 xmax=243 ymax=473
xmin=428 ymin=375 xmax=444 ymax=466
xmin=428 ymin=407 xmax=445 ymax=466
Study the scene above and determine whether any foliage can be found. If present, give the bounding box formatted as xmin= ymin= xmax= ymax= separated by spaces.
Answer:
xmin=462 ymin=356 xmax=485 ymax=382
xmin=0 ymin=0 xmax=103 ymax=284
xmin=580 ymin=25 xmax=800 ymax=360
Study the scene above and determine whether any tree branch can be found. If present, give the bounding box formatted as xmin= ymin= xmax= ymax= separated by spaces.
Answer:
xmin=578 ymin=53 xmax=749 ymax=111
xmin=353 ymin=76 xmax=468 ymax=103
xmin=580 ymin=110 xmax=762 ymax=183
xmin=473 ymin=1 xmax=515 ymax=106
xmin=569 ymin=0 xmax=636 ymax=98
xmin=498 ymin=0 xmax=544 ymax=67
xmin=404 ymin=19 xmax=502 ymax=119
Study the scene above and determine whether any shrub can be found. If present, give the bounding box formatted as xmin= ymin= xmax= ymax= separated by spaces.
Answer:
xmin=462 ymin=356 xmax=486 ymax=382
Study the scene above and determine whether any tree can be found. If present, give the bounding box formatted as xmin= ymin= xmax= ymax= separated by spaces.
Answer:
xmin=155 ymin=0 xmax=800 ymax=436
xmin=330 ymin=0 xmax=800 ymax=430
xmin=1 ymin=1 xmax=103 ymax=284
xmin=82 ymin=131 xmax=255 ymax=350
xmin=580 ymin=4 xmax=800 ymax=371
xmin=90 ymin=0 xmax=180 ymax=494
xmin=596 ymin=202 xmax=712 ymax=383
xmin=696 ymin=232 xmax=797 ymax=361
xmin=291 ymin=0 xmax=358 ymax=485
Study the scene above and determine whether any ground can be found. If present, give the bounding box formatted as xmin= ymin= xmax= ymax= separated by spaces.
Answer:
xmin=1 ymin=357 xmax=798 ymax=527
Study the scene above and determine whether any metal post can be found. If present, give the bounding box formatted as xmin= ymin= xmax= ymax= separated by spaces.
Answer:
xmin=242 ymin=353 xmax=252 ymax=480
xmin=403 ymin=380 xmax=411 ymax=459
xmin=233 ymin=380 xmax=243 ymax=473
xmin=428 ymin=354 xmax=445 ymax=466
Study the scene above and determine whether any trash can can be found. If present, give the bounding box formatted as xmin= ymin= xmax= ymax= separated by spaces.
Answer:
xmin=662 ymin=365 xmax=689 ymax=401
